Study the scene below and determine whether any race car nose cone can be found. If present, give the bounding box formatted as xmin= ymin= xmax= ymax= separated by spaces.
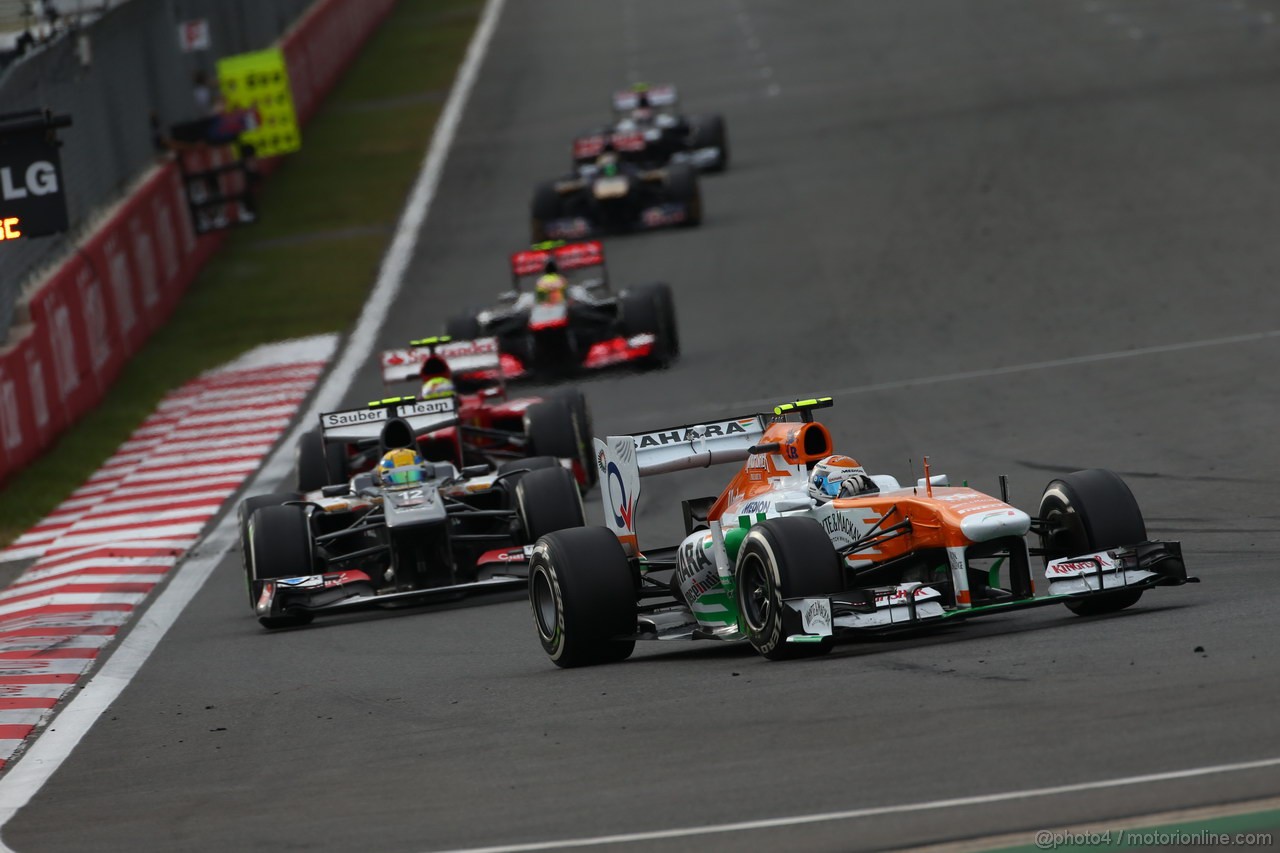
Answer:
xmin=960 ymin=507 xmax=1031 ymax=542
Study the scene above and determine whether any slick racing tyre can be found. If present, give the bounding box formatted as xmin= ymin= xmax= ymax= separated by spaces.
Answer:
xmin=248 ymin=505 xmax=316 ymax=629
xmin=238 ymin=491 xmax=299 ymax=604
xmin=524 ymin=400 xmax=583 ymax=466
xmin=446 ymin=312 xmax=482 ymax=342
xmin=689 ymin=113 xmax=729 ymax=172
xmin=735 ymin=517 xmax=842 ymax=660
xmin=664 ymin=163 xmax=701 ymax=226
xmin=529 ymin=527 xmax=636 ymax=667
xmin=516 ymin=466 xmax=585 ymax=541
xmin=497 ymin=456 xmax=560 ymax=504
xmin=531 ymin=180 xmax=562 ymax=242
xmin=1038 ymin=469 xmax=1147 ymax=616
xmin=545 ymin=387 xmax=596 ymax=489
xmin=497 ymin=455 xmax=560 ymax=478
xmin=297 ymin=429 xmax=347 ymax=492
xmin=619 ymin=282 xmax=679 ymax=368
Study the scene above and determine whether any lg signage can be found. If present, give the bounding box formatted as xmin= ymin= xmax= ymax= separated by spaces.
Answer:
xmin=2 ymin=161 xmax=60 ymax=201
xmin=0 ymin=109 xmax=72 ymax=239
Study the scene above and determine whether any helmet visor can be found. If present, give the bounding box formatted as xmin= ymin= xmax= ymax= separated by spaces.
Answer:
xmin=385 ymin=466 xmax=426 ymax=486
xmin=812 ymin=472 xmax=842 ymax=497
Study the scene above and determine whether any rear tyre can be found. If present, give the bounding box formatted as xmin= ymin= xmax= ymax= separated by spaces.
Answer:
xmin=248 ymin=505 xmax=316 ymax=629
xmin=531 ymin=181 xmax=562 ymax=242
xmin=689 ymin=113 xmax=729 ymax=172
xmin=514 ymin=466 xmax=586 ymax=537
xmin=498 ymin=456 xmax=560 ymax=478
xmin=446 ymin=312 xmax=482 ymax=342
xmin=735 ymin=517 xmax=842 ymax=660
xmin=664 ymin=163 xmax=701 ymax=226
xmin=497 ymin=456 xmax=560 ymax=502
xmin=529 ymin=527 xmax=636 ymax=667
xmin=524 ymin=400 xmax=581 ymax=462
xmin=1038 ymin=469 xmax=1147 ymax=616
xmin=297 ymin=429 xmax=346 ymax=492
xmin=516 ymin=466 xmax=585 ymax=541
xmin=545 ymin=387 xmax=596 ymax=489
xmin=238 ymin=491 xmax=299 ymax=604
xmin=619 ymin=283 xmax=678 ymax=368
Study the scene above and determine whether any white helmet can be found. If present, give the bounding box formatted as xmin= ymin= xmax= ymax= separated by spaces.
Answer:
xmin=808 ymin=454 xmax=877 ymax=502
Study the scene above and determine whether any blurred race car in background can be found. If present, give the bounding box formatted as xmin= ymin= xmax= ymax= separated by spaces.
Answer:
xmin=571 ymin=84 xmax=729 ymax=173
xmin=240 ymin=395 xmax=585 ymax=629
xmin=298 ymin=336 xmax=595 ymax=491
xmin=521 ymin=397 xmax=1197 ymax=667
xmin=531 ymin=152 xmax=700 ymax=241
xmin=445 ymin=241 xmax=678 ymax=379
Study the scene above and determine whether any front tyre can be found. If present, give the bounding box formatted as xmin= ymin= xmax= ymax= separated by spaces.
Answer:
xmin=446 ymin=312 xmax=482 ymax=342
xmin=238 ymin=491 xmax=299 ymax=604
xmin=529 ymin=527 xmax=636 ymax=667
xmin=735 ymin=517 xmax=842 ymax=660
xmin=1038 ymin=468 xmax=1147 ymax=616
xmin=248 ymin=505 xmax=316 ymax=629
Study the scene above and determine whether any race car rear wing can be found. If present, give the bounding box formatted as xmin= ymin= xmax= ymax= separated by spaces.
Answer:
xmin=380 ymin=337 xmax=503 ymax=384
xmin=593 ymin=414 xmax=765 ymax=555
xmin=320 ymin=395 xmax=458 ymax=444
xmin=612 ymin=85 xmax=677 ymax=112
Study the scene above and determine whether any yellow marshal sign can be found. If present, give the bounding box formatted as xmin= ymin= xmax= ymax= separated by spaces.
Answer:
xmin=217 ymin=47 xmax=301 ymax=157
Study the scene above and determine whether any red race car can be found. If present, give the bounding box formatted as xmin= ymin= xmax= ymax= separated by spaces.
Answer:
xmin=444 ymin=241 xmax=679 ymax=380
xmin=296 ymin=337 xmax=596 ymax=493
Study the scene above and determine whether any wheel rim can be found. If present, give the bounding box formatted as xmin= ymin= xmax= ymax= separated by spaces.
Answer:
xmin=531 ymin=568 xmax=558 ymax=641
xmin=739 ymin=553 xmax=773 ymax=632
xmin=1040 ymin=499 xmax=1086 ymax=558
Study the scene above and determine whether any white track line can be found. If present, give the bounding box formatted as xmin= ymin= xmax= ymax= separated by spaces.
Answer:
xmin=432 ymin=755 xmax=1280 ymax=853
xmin=0 ymin=0 xmax=509 ymax=844
xmin=706 ymin=327 xmax=1280 ymax=418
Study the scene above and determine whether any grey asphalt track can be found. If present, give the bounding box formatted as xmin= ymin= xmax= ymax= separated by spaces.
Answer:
xmin=8 ymin=0 xmax=1280 ymax=850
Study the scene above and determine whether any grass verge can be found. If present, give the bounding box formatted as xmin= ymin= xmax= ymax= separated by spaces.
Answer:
xmin=0 ymin=0 xmax=482 ymax=546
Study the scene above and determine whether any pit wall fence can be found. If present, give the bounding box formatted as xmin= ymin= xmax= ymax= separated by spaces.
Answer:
xmin=0 ymin=0 xmax=398 ymax=484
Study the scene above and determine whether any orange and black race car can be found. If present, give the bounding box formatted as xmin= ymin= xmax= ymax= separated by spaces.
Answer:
xmin=521 ymin=398 xmax=1196 ymax=667
xmin=444 ymin=241 xmax=678 ymax=380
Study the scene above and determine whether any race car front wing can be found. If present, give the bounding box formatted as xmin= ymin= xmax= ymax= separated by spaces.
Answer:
xmin=780 ymin=539 xmax=1193 ymax=644
xmin=257 ymin=572 xmax=526 ymax=618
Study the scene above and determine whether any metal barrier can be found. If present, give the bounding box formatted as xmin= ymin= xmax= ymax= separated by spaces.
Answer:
xmin=0 ymin=0 xmax=312 ymax=338
xmin=0 ymin=0 xmax=396 ymax=482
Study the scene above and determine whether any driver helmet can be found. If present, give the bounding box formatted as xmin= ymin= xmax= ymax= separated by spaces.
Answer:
xmin=377 ymin=447 xmax=428 ymax=489
xmin=535 ymin=272 xmax=567 ymax=304
xmin=808 ymin=454 xmax=877 ymax=502
xmin=420 ymin=375 xmax=454 ymax=399
xmin=597 ymin=149 xmax=620 ymax=177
